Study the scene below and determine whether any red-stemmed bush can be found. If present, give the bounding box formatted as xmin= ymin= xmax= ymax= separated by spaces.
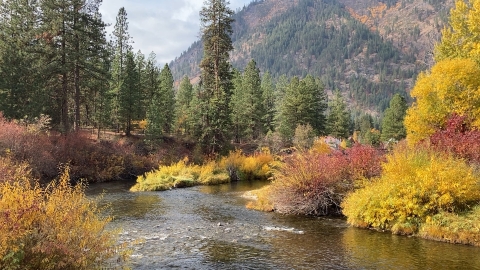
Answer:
xmin=270 ymin=144 xmax=385 ymax=216
xmin=430 ymin=114 xmax=480 ymax=164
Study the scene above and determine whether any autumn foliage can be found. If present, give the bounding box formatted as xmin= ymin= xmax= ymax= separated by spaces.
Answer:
xmin=268 ymin=144 xmax=384 ymax=215
xmin=0 ymin=113 xmax=156 ymax=183
xmin=0 ymin=165 xmax=126 ymax=269
xmin=430 ymin=114 xmax=480 ymax=164
xmin=342 ymin=144 xmax=480 ymax=237
xmin=404 ymin=58 xmax=480 ymax=144
xmin=131 ymin=149 xmax=276 ymax=192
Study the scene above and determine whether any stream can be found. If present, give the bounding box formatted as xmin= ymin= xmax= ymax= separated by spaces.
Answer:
xmin=87 ymin=181 xmax=480 ymax=269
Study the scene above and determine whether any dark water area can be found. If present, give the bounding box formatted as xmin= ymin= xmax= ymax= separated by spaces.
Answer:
xmin=87 ymin=181 xmax=480 ymax=270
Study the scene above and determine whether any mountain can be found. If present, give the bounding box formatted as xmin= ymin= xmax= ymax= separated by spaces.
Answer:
xmin=169 ymin=0 xmax=454 ymax=114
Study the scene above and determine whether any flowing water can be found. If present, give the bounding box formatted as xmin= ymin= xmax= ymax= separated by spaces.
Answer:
xmin=87 ymin=181 xmax=480 ymax=270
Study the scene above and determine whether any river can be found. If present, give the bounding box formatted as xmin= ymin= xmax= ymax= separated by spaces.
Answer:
xmin=87 ymin=181 xmax=480 ymax=270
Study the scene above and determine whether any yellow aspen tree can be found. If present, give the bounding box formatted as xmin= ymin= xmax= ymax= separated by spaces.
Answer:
xmin=405 ymin=58 xmax=480 ymax=144
xmin=435 ymin=0 xmax=480 ymax=62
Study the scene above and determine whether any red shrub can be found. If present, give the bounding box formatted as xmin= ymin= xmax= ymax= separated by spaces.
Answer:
xmin=345 ymin=144 xmax=385 ymax=180
xmin=271 ymin=145 xmax=385 ymax=216
xmin=0 ymin=113 xmax=155 ymax=182
xmin=430 ymin=114 xmax=480 ymax=164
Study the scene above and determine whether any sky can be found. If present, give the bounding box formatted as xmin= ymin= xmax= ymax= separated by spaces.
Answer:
xmin=99 ymin=0 xmax=253 ymax=65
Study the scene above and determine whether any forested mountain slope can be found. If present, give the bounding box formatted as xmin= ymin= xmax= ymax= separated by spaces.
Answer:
xmin=170 ymin=0 xmax=453 ymax=114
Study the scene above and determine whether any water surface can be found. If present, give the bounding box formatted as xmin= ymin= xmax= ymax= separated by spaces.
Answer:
xmin=87 ymin=181 xmax=480 ymax=269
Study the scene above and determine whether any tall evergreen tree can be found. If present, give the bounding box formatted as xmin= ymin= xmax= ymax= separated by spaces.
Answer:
xmin=230 ymin=68 xmax=244 ymax=143
xmin=38 ymin=0 xmax=108 ymax=132
xmin=277 ymin=75 xmax=328 ymax=141
xmin=198 ymin=0 xmax=235 ymax=154
xmin=118 ymin=51 xmax=139 ymax=136
xmin=242 ymin=59 xmax=263 ymax=140
xmin=302 ymin=75 xmax=328 ymax=134
xmin=175 ymin=76 xmax=194 ymax=135
xmin=135 ymin=50 xmax=146 ymax=120
xmin=0 ymin=0 xmax=44 ymax=120
xmin=146 ymin=64 xmax=175 ymax=138
xmin=144 ymin=52 xmax=160 ymax=102
xmin=327 ymin=91 xmax=351 ymax=139
xmin=261 ymin=71 xmax=276 ymax=134
xmin=381 ymin=93 xmax=408 ymax=141
xmin=110 ymin=7 xmax=132 ymax=132
xmin=159 ymin=63 xmax=175 ymax=133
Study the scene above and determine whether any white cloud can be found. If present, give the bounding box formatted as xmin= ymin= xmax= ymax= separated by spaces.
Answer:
xmin=100 ymin=0 xmax=252 ymax=64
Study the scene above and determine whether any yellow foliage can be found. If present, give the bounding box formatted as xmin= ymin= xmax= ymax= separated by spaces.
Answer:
xmin=131 ymin=149 xmax=275 ymax=192
xmin=435 ymin=0 xmax=480 ymax=62
xmin=130 ymin=158 xmax=229 ymax=192
xmin=194 ymin=161 xmax=229 ymax=185
xmin=342 ymin=144 xmax=480 ymax=234
xmin=220 ymin=149 xmax=274 ymax=181
xmin=0 ymin=166 xmax=124 ymax=269
xmin=245 ymin=185 xmax=274 ymax=212
xmin=138 ymin=119 xmax=147 ymax=130
xmin=0 ymin=156 xmax=32 ymax=184
xmin=310 ymin=137 xmax=332 ymax=154
xmin=405 ymin=58 xmax=480 ymax=144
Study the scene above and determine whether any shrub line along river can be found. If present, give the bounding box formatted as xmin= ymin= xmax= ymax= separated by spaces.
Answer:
xmin=87 ymin=181 xmax=480 ymax=270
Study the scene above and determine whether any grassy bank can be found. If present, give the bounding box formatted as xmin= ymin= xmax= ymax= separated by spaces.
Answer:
xmin=130 ymin=149 xmax=275 ymax=192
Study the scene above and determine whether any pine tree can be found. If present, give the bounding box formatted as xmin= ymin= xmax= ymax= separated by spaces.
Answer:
xmin=277 ymin=77 xmax=300 ymax=141
xmin=198 ymin=0 xmax=235 ymax=154
xmin=135 ymin=50 xmax=146 ymax=120
xmin=381 ymin=94 xmax=407 ymax=141
xmin=230 ymin=68 xmax=245 ymax=143
xmin=242 ymin=59 xmax=263 ymax=140
xmin=144 ymin=52 xmax=160 ymax=102
xmin=327 ymin=91 xmax=351 ymax=139
xmin=110 ymin=7 xmax=133 ymax=132
xmin=175 ymin=76 xmax=194 ymax=135
xmin=261 ymin=71 xmax=276 ymax=134
xmin=146 ymin=64 xmax=175 ymax=138
xmin=302 ymin=75 xmax=328 ymax=134
xmin=0 ymin=0 xmax=44 ymax=120
xmin=118 ymin=51 xmax=139 ymax=136
xmin=159 ymin=64 xmax=175 ymax=134
xmin=277 ymin=75 xmax=328 ymax=141
xmin=38 ymin=0 xmax=108 ymax=132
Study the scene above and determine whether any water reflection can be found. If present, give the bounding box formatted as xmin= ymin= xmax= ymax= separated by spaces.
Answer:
xmin=87 ymin=181 xmax=165 ymax=220
xmin=199 ymin=180 xmax=270 ymax=195
xmin=342 ymin=227 xmax=480 ymax=269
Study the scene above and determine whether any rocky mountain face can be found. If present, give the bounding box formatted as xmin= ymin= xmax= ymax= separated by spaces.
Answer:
xmin=170 ymin=0 xmax=454 ymax=114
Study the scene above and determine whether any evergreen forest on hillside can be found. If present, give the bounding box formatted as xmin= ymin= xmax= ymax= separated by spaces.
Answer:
xmin=170 ymin=0 xmax=452 ymax=114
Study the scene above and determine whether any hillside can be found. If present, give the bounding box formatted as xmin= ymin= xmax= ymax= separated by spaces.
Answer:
xmin=169 ymin=0 xmax=454 ymax=114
